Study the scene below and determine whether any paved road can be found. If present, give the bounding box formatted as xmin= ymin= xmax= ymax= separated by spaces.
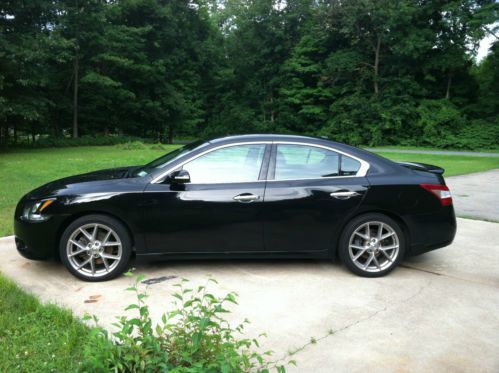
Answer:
xmin=447 ymin=169 xmax=499 ymax=221
xmin=366 ymin=148 xmax=499 ymax=157
xmin=1 ymin=217 xmax=498 ymax=373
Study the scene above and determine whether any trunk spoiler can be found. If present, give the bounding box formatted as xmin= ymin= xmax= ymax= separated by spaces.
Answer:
xmin=397 ymin=161 xmax=445 ymax=175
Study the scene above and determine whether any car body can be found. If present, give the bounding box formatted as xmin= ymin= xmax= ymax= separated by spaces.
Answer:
xmin=14 ymin=134 xmax=456 ymax=280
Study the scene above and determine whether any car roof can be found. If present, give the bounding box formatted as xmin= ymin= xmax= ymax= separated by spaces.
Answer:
xmin=209 ymin=133 xmax=325 ymax=143
xmin=208 ymin=134 xmax=349 ymax=149
xmin=205 ymin=134 xmax=401 ymax=175
xmin=207 ymin=134 xmax=365 ymax=156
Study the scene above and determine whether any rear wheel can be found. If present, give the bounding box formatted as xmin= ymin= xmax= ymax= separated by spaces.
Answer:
xmin=59 ymin=215 xmax=132 ymax=281
xmin=338 ymin=213 xmax=405 ymax=277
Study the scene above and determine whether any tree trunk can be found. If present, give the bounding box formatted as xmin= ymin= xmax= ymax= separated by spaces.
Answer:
xmin=445 ymin=72 xmax=452 ymax=99
xmin=54 ymin=110 xmax=60 ymax=137
xmin=168 ymin=126 xmax=173 ymax=144
xmin=270 ymin=92 xmax=275 ymax=123
xmin=72 ymin=52 xmax=79 ymax=138
xmin=373 ymin=36 xmax=381 ymax=94
xmin=1 ymin=123 xmax=7 ymax=146
xmin=13 ymin=122 xmax=17 ymax=144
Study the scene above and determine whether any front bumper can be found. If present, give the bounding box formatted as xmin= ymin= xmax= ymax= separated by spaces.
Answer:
xmin=14 ymin=212 xmax=64 ymax=261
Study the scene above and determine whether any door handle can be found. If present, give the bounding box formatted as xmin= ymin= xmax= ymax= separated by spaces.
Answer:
xmin=233 ymin=194 xmax=260 ymax=202
xmin=330 ymin=191 xmax=360 ymax=199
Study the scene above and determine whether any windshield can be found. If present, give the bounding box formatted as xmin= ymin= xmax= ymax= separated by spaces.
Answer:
xmin=134 ymin=140 xmax=205 ymax=177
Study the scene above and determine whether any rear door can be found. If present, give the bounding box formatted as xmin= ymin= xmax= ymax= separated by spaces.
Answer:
xmin=262 ymin=143 xmax=369 ymax=252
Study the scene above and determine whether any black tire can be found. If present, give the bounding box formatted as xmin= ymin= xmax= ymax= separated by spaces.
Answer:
xmin=59 ymin=214 xmax=132 ymax=281
xmin=338 ymin=213 xmax=405 ymax=277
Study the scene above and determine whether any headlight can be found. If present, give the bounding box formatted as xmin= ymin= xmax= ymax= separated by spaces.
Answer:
xmin=22 ymin=198 xmax=56 ymax=222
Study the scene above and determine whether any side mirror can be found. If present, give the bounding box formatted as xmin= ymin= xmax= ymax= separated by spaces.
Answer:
xmin=170 ymin=169 xmax=191 ymax=184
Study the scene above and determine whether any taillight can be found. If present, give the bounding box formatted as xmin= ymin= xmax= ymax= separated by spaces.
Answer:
xmin=420 ymin=184 xmax=453 ymax=206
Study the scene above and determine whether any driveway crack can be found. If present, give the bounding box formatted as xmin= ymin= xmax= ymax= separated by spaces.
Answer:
xmin=278 ymin=279 xmax=432 ymax=363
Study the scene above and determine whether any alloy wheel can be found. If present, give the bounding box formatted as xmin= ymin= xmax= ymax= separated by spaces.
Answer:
xmin=66 ymin=223 xmax=123 ymax=278
xmin=348 ymin=221 xmax=400 ymax=273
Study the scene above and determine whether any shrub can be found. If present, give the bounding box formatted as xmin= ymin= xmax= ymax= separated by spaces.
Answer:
xmin=81 ymin=275 xmax=292 ymax=372
xmin=115 ymin=141 xmax=148 ymax=150
xmin=149 ymin=143 xmax=167 ymax=151
xmin=20 ymin=135 xmax=149 ymax=148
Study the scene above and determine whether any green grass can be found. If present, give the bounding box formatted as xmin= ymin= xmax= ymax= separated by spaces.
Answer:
xmin=0 ymin=144 xmax=498 ymax=237
xmin=0 ymin=144 xmax=175 ymax=237
xmin=0 ymin=273 xmax=90 ymax=372
xmin=373 ymin=152 xmax=499 ymax=177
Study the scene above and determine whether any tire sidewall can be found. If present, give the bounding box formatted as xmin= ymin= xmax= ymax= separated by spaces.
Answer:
xmin=59 ymin=214 xmax=132 ymax=282
xmin=338 ymin=213 xmax=405 ymax=278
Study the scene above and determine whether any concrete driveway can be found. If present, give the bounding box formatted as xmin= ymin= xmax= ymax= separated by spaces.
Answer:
xmin=1 ymin=217 xmax=498 ymax=372
xmin=447 ymin=169 xmax=499 ymax=221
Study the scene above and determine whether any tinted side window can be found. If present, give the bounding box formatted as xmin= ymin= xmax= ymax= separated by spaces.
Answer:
xmin=341 ymin=156 xmax=361 ymax=176
xmin=275 ymin=145 xmax=340 ymax=180
xmin=182 ymin=144 xmax=266 ymax=183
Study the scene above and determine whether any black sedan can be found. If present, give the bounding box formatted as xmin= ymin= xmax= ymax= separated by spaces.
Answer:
xmin=14 ymin=134 xmax=456 ymax=281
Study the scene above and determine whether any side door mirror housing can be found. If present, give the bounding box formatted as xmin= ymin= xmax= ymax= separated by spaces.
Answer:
xmin=170 ymin=169 xmax=191 ymax=184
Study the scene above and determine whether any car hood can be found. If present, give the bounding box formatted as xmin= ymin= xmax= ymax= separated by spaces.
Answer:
xmin=24 ymin=166 xmax=138 ymax=200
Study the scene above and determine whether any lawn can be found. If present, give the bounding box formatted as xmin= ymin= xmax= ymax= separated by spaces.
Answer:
xmin=0 ymin=144 xmax=173 ymax=237
xmin=1 ymin=144 xmax=498 ymax=236
xmin=374 ymin=152 xmax=499 ymax=177
xmin=0 ymin=273 xmax=90 ymax=372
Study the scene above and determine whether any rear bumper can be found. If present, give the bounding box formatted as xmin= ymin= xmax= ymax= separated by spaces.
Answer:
xmin=406 ymin=206 xmax=457 ymax=256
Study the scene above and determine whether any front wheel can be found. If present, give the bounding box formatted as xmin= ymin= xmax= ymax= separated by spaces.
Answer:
xmin=59 ymin=215 xmax=132 ymax=281
xmin=338 ymin=213 xmax=405 ymax=277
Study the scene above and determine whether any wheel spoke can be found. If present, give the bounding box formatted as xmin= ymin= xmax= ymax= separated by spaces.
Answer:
xmin=350 ymin=244 xmax=365 ymax=250
xmin=103 ymin=242 xmax=120 ymax=247
xmin=380 ymin=244 xmax=398 ymax=251
xmin=76 ymin=257 xmax=92 ymax=270
xmin=69 ymin=249 xmax=86 ymax=257
xmin=363 ymin=253 xmax=374 ymax=270
xmin=377 ymin=223 xmax=384 ymax=240
xmin=353 ymin=249 xmax=367 ymax=261
xmin=373 ymin=255 xmax=381 ymax=270
xmin=91 ymin=224 xmax=98 ymax=240
xmin=381 ymin=250 xmax=393 ymax=261
xmin=79 ymin=228 xmax=93 ymax=241
xmin=102 ymin=256 xmax=110 ymax=272
xmin=354 ymin=231 xmax=370 ymax=240
xmin=90 ymin=257 xmax=95 ymax=275
xmin=381 ymin=231 xmax=395 ymax=240
xmin=102 ymin=230 xmax=112 ymax=245
xmin=101 ymin=253 xmax=120 ymax=260
xmin=69 ymin=239 xmax=87 ymax=251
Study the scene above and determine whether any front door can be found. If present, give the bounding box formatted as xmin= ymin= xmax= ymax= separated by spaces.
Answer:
xmin=263 ymin=143 xmax=369 ymax=252
xmin=143 ymin=143 xmax=270 ymax=253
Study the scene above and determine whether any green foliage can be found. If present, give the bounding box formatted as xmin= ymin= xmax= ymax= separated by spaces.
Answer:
xmin=0 ymin=274 xmax=90 ymax=372
xmin=0 ymin=0 xmax=498 ymax=149
xmin=81 ymin=275 xmax=290 ymax=372
xmin=31 ymin=135 xmax=147 ymax=148
xmin=115 ymin=141 xmax=148 ymax=150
